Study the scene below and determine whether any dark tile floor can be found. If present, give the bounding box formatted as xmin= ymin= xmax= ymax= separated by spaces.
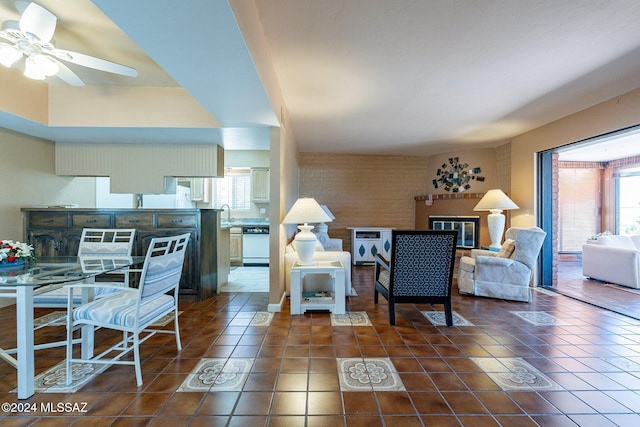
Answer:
xmin=1 ymin=265 xmax=640 ymax=426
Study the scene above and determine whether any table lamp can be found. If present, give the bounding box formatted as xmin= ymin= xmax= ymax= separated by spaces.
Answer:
xmin=283 ymin=198 xmax=333 ymax=265
xmin=473 ymin=189 xmax=519 ymax=250
xmin=317 ymin=205 xmax=335 ymax=234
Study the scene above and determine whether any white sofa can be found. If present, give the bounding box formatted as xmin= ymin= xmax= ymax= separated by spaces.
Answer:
xmin=582 ymin=234 xmax=640 ymax=289
xmin=284 ymin=239 xmax=353 ymax=296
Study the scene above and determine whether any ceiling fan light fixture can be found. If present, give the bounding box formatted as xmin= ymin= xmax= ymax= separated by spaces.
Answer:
xmin=0 ymin=2 xmax=136 ymax=85
xmin=32 ymin=53 xmax=58 ymax=75
xmin=0 ymin=44 xmax=21 ymax=67
xmin=23 ymin=54 xmax=46 ymax=80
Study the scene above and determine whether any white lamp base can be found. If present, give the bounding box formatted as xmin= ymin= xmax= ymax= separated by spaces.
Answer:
xmin=295 ymin=224 xmax=317 ymax=265
xmin=486 ymin=209 xmax=505 ymax=250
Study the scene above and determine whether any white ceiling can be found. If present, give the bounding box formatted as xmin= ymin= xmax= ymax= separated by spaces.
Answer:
xmin=2 ymin=0 xmax=640 ymax=158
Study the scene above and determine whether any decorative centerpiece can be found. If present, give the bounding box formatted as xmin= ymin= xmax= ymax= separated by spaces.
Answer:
xmin=432 ymin=157 xmax=484 ymax=192
xmin=0 ymin=240 xmax=35 ymax=269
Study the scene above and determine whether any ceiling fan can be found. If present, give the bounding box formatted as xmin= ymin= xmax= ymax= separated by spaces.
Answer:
xmin=0 ymin=1 xmax=137 ymax=85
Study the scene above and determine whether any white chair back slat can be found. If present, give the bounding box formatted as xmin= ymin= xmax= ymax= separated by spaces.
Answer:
xmin=78 ymin=229 xmax=136 ymax=257
xmin=139 ymin=234 xmax=189 ymax=300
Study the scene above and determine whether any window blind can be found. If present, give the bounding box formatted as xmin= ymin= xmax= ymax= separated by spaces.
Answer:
xmin=212 ymin=168 xmax=251 ymax=210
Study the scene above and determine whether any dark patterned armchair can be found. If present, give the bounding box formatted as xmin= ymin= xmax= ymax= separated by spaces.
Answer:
xmin=374 ymin=230 xmax=458 ymax=326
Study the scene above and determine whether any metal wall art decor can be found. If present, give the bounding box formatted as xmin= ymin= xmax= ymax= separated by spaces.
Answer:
xmin=432 ymin=157 xmax=484 ymax=192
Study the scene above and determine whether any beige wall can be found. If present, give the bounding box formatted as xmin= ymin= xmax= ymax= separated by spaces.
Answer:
xmin=0 ymin=130 xmax=96 ymax=309
xmin=511 ymin=87 xmax=640 ymax=228
xmin=225 ymin=150 xmax=270 ymax=168
xmin=0 ymin=129 xmax=96 ymax=241
xmin=272 ymin=126 xmax=300 ymax=308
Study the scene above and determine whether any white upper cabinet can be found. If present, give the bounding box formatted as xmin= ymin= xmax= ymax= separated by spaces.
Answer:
xmin=251 ymin=168 xmax=270 ymax=203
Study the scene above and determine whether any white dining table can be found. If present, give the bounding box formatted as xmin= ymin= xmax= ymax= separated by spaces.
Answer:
xmin=0 ymin=256 xmax=144 ymax=399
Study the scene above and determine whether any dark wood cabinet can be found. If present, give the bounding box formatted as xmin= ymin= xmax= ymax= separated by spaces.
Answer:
xmin=22 ymin=208 xmax=221 ymax=301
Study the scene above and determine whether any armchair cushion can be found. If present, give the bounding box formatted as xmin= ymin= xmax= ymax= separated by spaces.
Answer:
xmin=497 ymin=239 xmax=516 ymax=258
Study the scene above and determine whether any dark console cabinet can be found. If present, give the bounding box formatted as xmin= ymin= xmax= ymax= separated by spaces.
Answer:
xmin=22 ymin=208 xmax=220 ymax=301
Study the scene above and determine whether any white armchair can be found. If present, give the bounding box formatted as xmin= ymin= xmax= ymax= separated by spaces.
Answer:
xmin=284 ymin=239 xmax=353 ymax=296
xmin=457 ymin=226 xmax=546 ymax=302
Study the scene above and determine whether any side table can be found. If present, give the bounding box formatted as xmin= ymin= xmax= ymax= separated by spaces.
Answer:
xmin=290 ymin=260 xmax=345 ymax=315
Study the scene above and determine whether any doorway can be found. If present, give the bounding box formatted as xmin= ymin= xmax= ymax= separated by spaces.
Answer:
xmin=538 ymin=126 xmax=640 ymax=318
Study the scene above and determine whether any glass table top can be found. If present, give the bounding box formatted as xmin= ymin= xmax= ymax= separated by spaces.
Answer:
xmin=0 ymin=256 xmax=145 ymax=287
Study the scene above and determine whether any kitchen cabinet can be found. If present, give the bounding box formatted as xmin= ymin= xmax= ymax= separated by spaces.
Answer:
xmin=230 ymin=226 xmax=243 ymax=265
xmin=217 ymin=227 xmax=230 ymax=293
xmin=251 ymin=168 xmax=270 ymax=203
xmin=348 ymin=227 xmax=394 ymax=265
xmin=22 ymin=208 xmax=223 ymax=301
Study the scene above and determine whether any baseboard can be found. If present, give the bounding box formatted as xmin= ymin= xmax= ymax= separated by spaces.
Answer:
xmin=268 ymin=291 xmax=286 ymax=312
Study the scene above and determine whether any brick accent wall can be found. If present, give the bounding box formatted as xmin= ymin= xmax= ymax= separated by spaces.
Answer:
xmin=299 ymin=153 xmax=430 ymax=251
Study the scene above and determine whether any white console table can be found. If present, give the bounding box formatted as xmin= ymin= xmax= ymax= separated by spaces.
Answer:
xmin=348 ymin=227 xmax=394 ymax=265
xmin=290 ymin=260 xmax=345 ymax=315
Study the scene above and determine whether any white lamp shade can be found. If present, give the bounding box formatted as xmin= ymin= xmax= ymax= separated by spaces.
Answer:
xmin=473 ymin=189 xmax=519 ymax=212
xmin=283 ymin=198 xmax=333 ymax=225
xmin=320 ymin=205 xmax=336 ymax=221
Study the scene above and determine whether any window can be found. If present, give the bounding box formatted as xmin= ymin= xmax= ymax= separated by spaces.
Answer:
xmin=212 ymin=168 xmax=251 ymax=210
xmin=616 ymin=167 xmax=640 ymax=235
xmin=558 ymin=168 xmax=601 ymax=251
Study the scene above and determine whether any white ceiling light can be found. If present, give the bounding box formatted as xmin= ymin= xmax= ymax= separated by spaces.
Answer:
xmin=0 ymin=1 xmax=137 ymax=85
xmin=23 ymin=53 xmax=58 ymax=79
xmin=0 ymin=43 xmax=20 ymax=67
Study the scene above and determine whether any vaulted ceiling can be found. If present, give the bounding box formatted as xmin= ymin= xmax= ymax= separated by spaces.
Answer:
xmin=2 ymin=0 xmax=640 ymax=157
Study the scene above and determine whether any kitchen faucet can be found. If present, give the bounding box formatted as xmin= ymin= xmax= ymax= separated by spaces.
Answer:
xmin=220 ymin=204 xmax=231 ymax=222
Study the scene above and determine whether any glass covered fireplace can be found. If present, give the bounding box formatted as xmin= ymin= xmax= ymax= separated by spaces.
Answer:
xmin=429 ymin=216 xmax=480 ymax=249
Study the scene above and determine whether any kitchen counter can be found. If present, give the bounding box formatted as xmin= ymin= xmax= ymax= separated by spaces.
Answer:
xmin=221 ymin=217 xmax=269 ymax=229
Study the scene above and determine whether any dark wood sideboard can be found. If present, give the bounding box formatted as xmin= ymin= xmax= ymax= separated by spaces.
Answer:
xmin=21 ymin=208 xmax=221 ymax=301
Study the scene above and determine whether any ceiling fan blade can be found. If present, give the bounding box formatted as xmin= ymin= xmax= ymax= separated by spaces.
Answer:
xmin=50 ymin=58 xmax=85 ymax=86
xmin=52 ymin=49 xmax=138 ymax=77
xmin=19 ymin=2 xmax=57 ymax=43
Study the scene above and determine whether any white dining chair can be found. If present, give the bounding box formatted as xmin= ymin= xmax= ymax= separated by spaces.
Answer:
xmin=65 ymin=233 xmax=189 ymax=387
xmin=33 ymin=229 xmax=136 ymax=309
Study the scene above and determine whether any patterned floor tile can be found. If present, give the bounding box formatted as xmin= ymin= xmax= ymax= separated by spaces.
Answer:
xmin=331 ymin=311 xmax=372 ymax=326
xmin=34 ymin=311 xmax=66 ymax=328
xmin=533 ymin=287 xmax=561 ymax=296
xmin=231 ymin=311 xmax=274 ymax=326
xmin=12 ymin=361 xmax=109 ymax=394
xmin=470 ymin=357 xmax=563 ymax=391
xmin=422 ymin=311 xmax=474 ymax=326
xmin=177 ymin=358 xmax=254 ymax=392
xmin=337 ymin=358 xmax=405 ymax=391
xmin=509 ymin=311 xmax=569 ymax=326
xmin=150 ymin=311 xmax=183 ymax=326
